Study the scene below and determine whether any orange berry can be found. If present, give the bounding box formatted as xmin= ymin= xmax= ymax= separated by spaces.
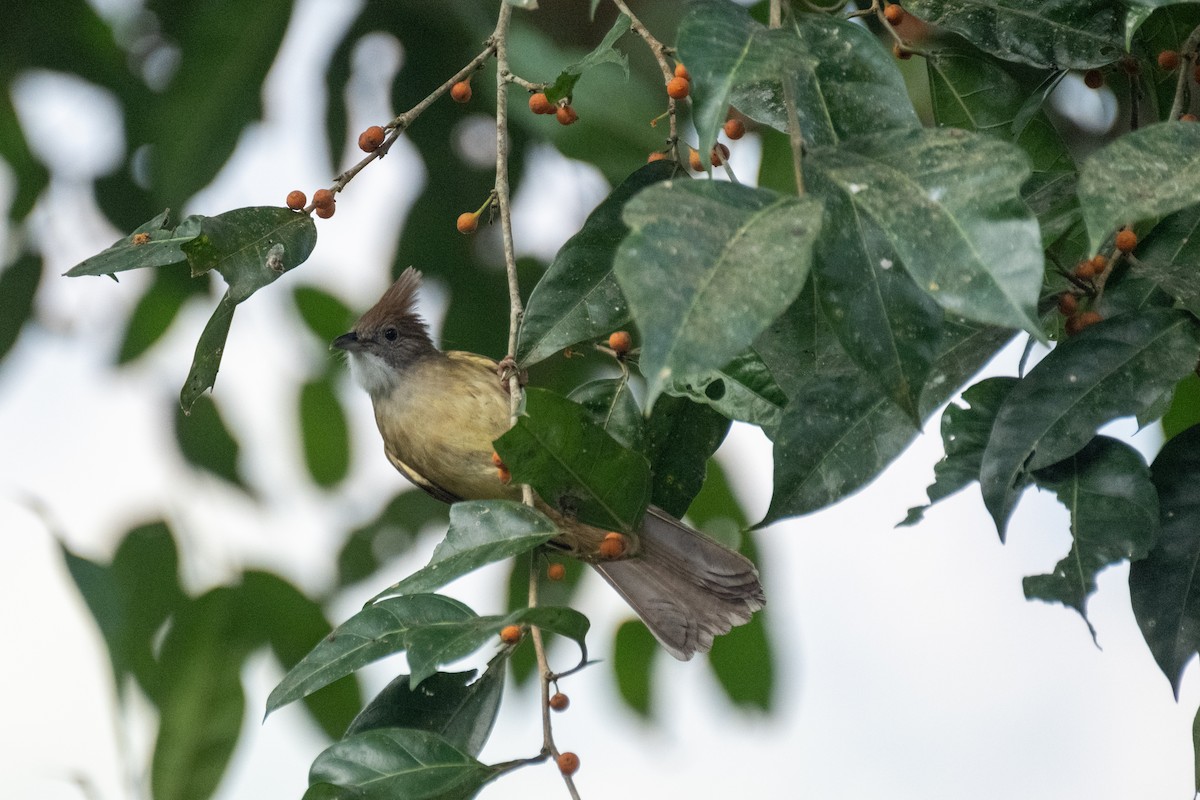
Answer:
xmin=285 ymin=190 xmax=306 ymax=210
xmin=1115 ymin=228 xmax=1137 ymax=253
xmin=599 ymin=532 xmax=627 ymax=559
xmin=491 ymin=450 xmax=504 ymax=468
xmin=674 ymin=62 xmax=689 ymax=81
xmin=557 ymin=752 xmax=580 ymax=776
xmin=724 ymin=118 xmax=745 ymax=140
xmin=1073 ymin=260 xmax=1097 ymax=280
xmin=358 ymin=125 xmax=385 ymax=152
xmin=131 ymin=232 xmax=151 ymax=245
xmin=499 ymin=625 xmax=522 ymax=644
xmin=556 ymin=105 xmax=578 ymax=125
xmin=1090 ymin=254 xmax=1108 ymax=270
xmin=711 ymin=142 xmax=730 ymax=166
xmin=313 ymin=188 xmax=335 ymax=210
xmin=1083 ymin=69 xmax=1104 ymax=89
xmin=550 ymin=692 xmax=570 ymax=711
xmin=1072 ymin=310 xmax=1103 ymax=334
xmin=547 ymin=563 xmax=566 ymax=582
xmin=1158 ymin=50 xmax=1180 ymax=71
xmin=1057 ymin=293 xmax=1078 ymax=316
xmin=450 ymin=81 xmax=472 ymax=103
xmin=497 ymin=465 xmax=512 ymax=484
xmin=608 ymin=330 xmax=632 ymax=355
xmin=1182 ymin=113 xmax=1199 ymax=122
xmin=892 ymin=42 xmax=912 ymax=60
xmin=315 ymin=203 xmax=336 ymax=219
xmin=529 ymin=92 xmax=554 ymax=115
xmin=688 ymin=147 xmax=704 ymax=171
xmin=456 ymin=212 xmax=479 ymax=234
xmin=647 ymin=151 xmax=667 ymax=162
xmin=666 ymin=76 xmax=690 ymax=100
xmin=883 ymin=3 xmax=905 ymax=25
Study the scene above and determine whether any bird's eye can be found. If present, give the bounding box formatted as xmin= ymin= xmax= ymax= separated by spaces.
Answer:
xmin=383 ymin=327 xmax=398 ymax=342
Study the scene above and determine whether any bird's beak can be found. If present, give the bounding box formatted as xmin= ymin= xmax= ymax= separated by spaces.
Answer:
xmin=331 ymin=331 xmax=361 ymax=351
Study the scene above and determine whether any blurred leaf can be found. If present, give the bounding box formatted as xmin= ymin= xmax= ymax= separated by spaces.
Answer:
xmin=1164 ymin=374 xmax=1200 ymax=441
xmin=544 ymin=12 xmax=631 ymax=103
xmin=707 ymin=600 xmax=772 ymax=711
xmin=616 ymin=180 xmax=821 ymax=405
xmin=1025 ymin=437 xmax=1159 ymax=631
xmin=370 ymin=500 xmax=557 ymax=600
xmin=0 ymin=253 xmax=41 ymax=363
xmin=152 ymin=588 xmax=252 ymax=800
xmin=980 ymin=310 xmax=1200 ymax=539
xmin=308 ymin=728 xmax=497 ymax=800
xmin=805 ymin=127 xmax=1043 ymax=334
xmin=644 ymin=394 xmax=731 ymax=518
xmin=687 ymin=459 xmax=749 ymax=530
xmin=494 ymin=388 xmax=651 ymax=532
xmin=905 ymin=0 xmax=1123 ymax=69
xmin=0 ymin=90 xmax=49 ymax=221
xmin=1130 ymin=423 xmax=1200 ymax=697
xmin=517 ymin=161 xmax=677 ymax=367
xmin=902 ymin=377 xmax=1019 ymax=526
xmin=337 ymin=491 xmax=449 ymax=589
xmin=267 ymin=594 xmax=476 ymax=716
xmin=174 ymin=394 xmax=246 ymax=490
xmin=238 ymin=571 xmax=362 ymax=741
xmin=294 ymin=285 xmax=355 ymax=344
xmin=613 ymin=619 xmax=656 ymax=717
xmin=1078 ymin=123 xmax=1200 ymax=252
xmin=666 ymin=349 xmax=788 ymax=431
xmin=117 ymin=267 xmax=205 ymax=364
xmin=678 ymin=1 xmax=917 ymax=158
xmin=299 ymin=376 xmax=351 ymax=488
xmin=345 ymin=657 xmax=506 ymax=757
xmin=569 ymin=377 xmax=644 ymax=452
xmin=1133 ymin=6 xmax=1200 ymax=118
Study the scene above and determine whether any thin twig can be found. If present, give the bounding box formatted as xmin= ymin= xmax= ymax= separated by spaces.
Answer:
xmin=611 ymin=0 xmax=679 ymax=153
xmin=1169 ymin=24 xmax=1200 ymax=120
xmin=770 ymin=0 xmax=805 ymax=193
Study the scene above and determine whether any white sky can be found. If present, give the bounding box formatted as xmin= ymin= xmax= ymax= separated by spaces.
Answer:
xmin=1 ymin=2 xmax=1196 ymax=799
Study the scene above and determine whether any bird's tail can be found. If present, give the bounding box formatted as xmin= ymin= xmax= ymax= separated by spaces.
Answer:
xmin=591 ymin=507 xmax=765 ymax=660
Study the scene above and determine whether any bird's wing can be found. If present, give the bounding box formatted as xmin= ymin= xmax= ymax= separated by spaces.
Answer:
xmin=444 ymin=350 xmax=501 ymax=372
xmin=384 ymin=447 xmax=462 ymax=505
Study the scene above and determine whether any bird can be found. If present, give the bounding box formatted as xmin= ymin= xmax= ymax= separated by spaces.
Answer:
xmin=332 ymin=267 xmax=764 ymax=660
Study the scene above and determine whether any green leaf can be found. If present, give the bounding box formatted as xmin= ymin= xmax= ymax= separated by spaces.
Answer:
xmin=309 ymin=728 xmax=497 ymax=800
xmin=267 ymin=594 xmax=476 ymax=716
xmin=337 ymin=492 xmax=449 ymax=589
xmin=616 ymin=180 xmax=821 ymax=405
xmin=117 ymin=267 xmax=203 ymax=364
xmin=678 ymin=1 xmax=917 ymax=157
xmin=980 ymin=309 xmax=1200 ymax=538
xmin=517 ymin=161 xmax=676 ymax=367
xmin=905 ymin=0 xmax=1123 ymax=69
xmin=1130 ymin=423 xmax=1200 ymax=697
xmin=1078 ymin=123 xmax=1200 ymax=252
xmin=707 ymin=601 xmax=773 ymax=711
xmin=544 ymin=11 xmax=631 ymax=104
xmin=613 ymin=619 xmax=656 ymax=717
xmin=1127 ymin=202 xmax=1200 ymax=317
xmin=65 ymin=210 xmax=200 ymax=277
xmin=568 ymin=378 xmax=644 ymax=452
xmin=901 ymin=377 xmax=1019 ymax=526
xmin=644 ymin=394 xmax=731 ymax=518
xmin=1164 ymin=374 xmax=1200 ymax=441
xmin=182 ymin=207 xmax=317 ymax=302
xmin=0 ymin=254 xmax=41 ymax=363
xmin=345 ymin=657 xmax=506 ymax=758
xmin=370 ymin=501 xmax=557 ymax=600
xmin=494 ymin=388 xmax=651 ymax=532
xmin=299 ymin=376 xmax=351 ymax=488
xmin=1024 ymin=437 xmax=1159 ymax=630
xmin=181 ymin=292 xmax=236 ymax=411
xmin=665 ymin=349 xmax=788 ymax=431
xmin=294 ymin=285 xmax=354 ymax=344
xmin=174 ymin=394 xmax=245 ymax=490
xmin=805 ymin=127 xmax=1044 ymax=333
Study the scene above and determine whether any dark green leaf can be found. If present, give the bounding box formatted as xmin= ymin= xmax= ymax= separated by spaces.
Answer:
xmin=905 ymin=0 xmax=1123 ymax=69
xmin=267 ymin=594 xmax=476 ymax=716
xmin=687 ymin=459 xmax=749 ymax=530
xmin=644 ymin=394 xmax=731 ymax=518
xmin=174 ymin=394 xmax=245 ymax=490
xmin=1164 ymin=374 xmax=1200 ymax=441
xmin=1128 ymin=202 xmax=1200 ymax=317
xmin=337 ymin=491 xmax=449 ymax=589
xmin=707 ymin=603 xmax=773 ymax=711
xmin=1024 ymin=437 xmax=1159 ymax=629
xmin=545 ymin=11 xmax=631 ymax=104
xmin=309 ymin=728 xmax=497 ymax=800
xmin=370 ymin=501 xmax=557 ymax=600
xmin=805 ymin=127 xmax=1044 ymax=333
xmin=980 ymin=309 xmax=1200 ymax=538
xmin=494 ymin=388 xmax=651 ymax=532
xmin=117 ymin=267 xmax=203 ymax=364
xmin=0 ymin=254 xmax=41 ymax=363
xmin=1078 ymin=123 xmax=1200 ymax=252
xmin=299 ymin=376 xmax=351 ymax=488
xmin=181 ymin=292 xmax=236 ymax=411
xmin=345 ymin=657 xmax=506 ymax=758
xmin=294 ymin=285 xmax=354 ymax=344
xmin=0 ymin=88 xmax=49 ymax=221
xmin=616 ymin=180 xmax=821 ymax=405
xmin=569 ymin=377 xmax=644 ymax=452
xmin=665 ymin=349 xmax=788 ymax=431
xmin=183 ymin=207 xmax=317 ymax=302
xmin=517 ymin=161 xmax=677 ymax=367
xmin=1131 ymin=423 xmax=1200 ymax=697
xmin=901 ymin=377 xmax=1019 ymax=526
xmin=65 ymin=210 xmax=199 ymax=277
xmin=613 ymin=619 xmax=656 ymax=717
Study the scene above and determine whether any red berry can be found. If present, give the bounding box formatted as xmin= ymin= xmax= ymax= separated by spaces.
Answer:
xmin=674 ymin=62 xmax=689 ymax=81
xmin=499 ymin=625 xmax=522 ymax=645
xmin=1057 ymin=293 xmax=1078 ymax=316
xmin=556 ymin=105 xmax=578 ymax=126
xmin=550 ymin=692 xmax=570 ymax=711
xmin=884 ymin=4 xmax=905 ymax=25
xmin=1115 ymin=228 xmax=1137 ymax=253
xmin=450 ymin=81 xmax=472 ymax=103
xmin=285 ymin=190 xmax=306 ymax=210
xmin=358 ymin=125 xmax=385 ymax=152
xmin=313 ymin=188 xmax=335 ymax=209
xmin=557 ymin=752 xmax=580 ymax=776
xmin=456 ymin=212 xmax=478 ymax=234
xmin=723 ymin=118 xmax=745 ymax=140
xmin=608 ymin=330 xmax=632 ymax=355
xmin=529 ymin=92 xmax=554 ymax=115
xmin=599 ymin=532 xmax=627 ymax=559
xmin=711 ymin=142 xmax=730 ymax=166
xmin=1158 ymin=50 xmax=1180 ymax=71
xmin=547 ymin=563 xmax=566 ymax=581
xmin=688 ymin=148 xmax=704 ymax=171
xmin=1073 ymin=260 xmax=1097 ymax=280
xmin=1083 ymin=69 xmax=1104 ymax=89
xmin=315 ymin=203 xmax=335 ymax=219
xmin=666 ymin=76 xmax=690 ymax=100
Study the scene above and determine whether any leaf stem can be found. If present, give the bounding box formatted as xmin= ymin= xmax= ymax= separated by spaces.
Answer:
xmin=770 ymin=0 xmax=805 ymax=194
xmin=1169 ymin=24 xmax=1200 ymax=120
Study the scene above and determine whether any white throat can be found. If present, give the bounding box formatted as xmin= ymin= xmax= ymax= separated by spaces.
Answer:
xmin=346 ymin=350 xmax=399 ymax=398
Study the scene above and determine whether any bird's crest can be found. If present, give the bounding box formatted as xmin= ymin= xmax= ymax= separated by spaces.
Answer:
xmin=357 ymin=267 xmax=425 ymax=332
